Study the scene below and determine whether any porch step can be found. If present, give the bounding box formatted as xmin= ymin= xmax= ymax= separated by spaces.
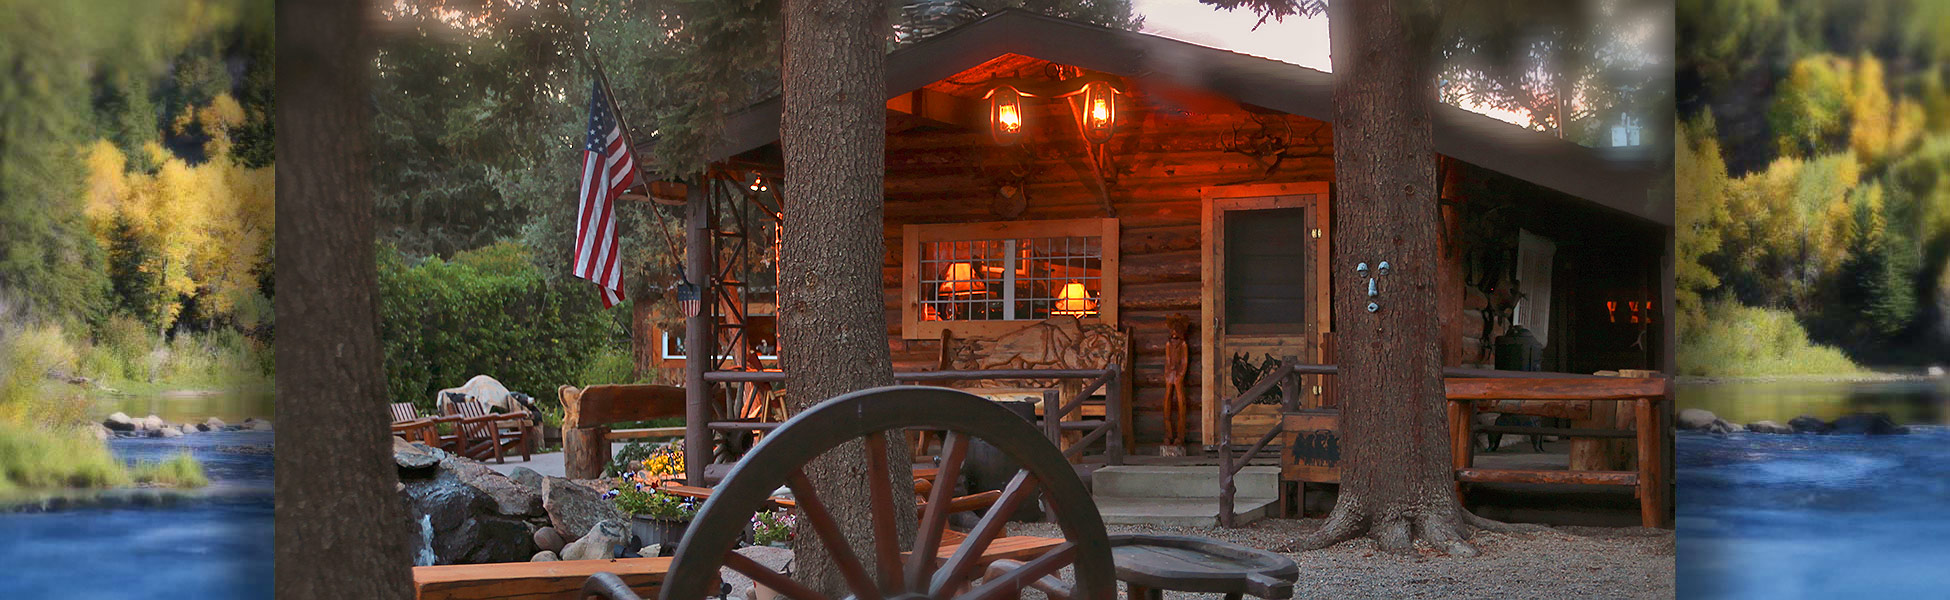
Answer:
xmin=1092 ymin=496 xmax=1278 ymax=527
xmin=1092 ymin=465 xmax=1280 ymax=500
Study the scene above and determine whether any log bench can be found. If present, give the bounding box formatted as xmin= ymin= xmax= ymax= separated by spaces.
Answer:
xmin=1444 ymin=375 xmax=1672 ymax=528
xmin=561 ymin=384 xmax=711 ymax=480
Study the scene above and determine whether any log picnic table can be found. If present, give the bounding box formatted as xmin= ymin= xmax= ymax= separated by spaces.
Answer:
xmin=1108 ymin=534 xmax=1298 ymax=600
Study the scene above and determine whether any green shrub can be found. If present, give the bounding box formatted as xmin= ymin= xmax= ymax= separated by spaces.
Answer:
xmin=130 ymin=451 xmax=209 ymax=488
xmin=379 ymin=242 xmax=620 ymax=413
xmin=1680 ymin=300 xmax=1862 ymax=376
xmin=579 ymin=346 xmax=640 ymax=386
xmin=0 ymin=423 xmax=130 ymax=490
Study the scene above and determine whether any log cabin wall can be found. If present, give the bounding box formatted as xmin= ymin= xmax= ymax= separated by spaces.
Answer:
xmin=876 ymin=72 xmax=1333 ymax=449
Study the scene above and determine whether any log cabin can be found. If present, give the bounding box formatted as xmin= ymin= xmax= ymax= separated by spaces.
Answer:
xmin=640 ymin=10 xmax=1672 ymax=483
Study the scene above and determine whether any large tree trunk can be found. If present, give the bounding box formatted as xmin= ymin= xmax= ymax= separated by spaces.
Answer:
xmin=777 ymin=0 xmax=913 ymax=594
xmin=1294 ymin=0 xmax=1529 ymax=557
xmin=274 ymin=0 xmax=415 ymax=597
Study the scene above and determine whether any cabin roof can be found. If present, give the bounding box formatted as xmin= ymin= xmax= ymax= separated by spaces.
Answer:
xmin=712 ymin=9 xmax=1668 ymax=228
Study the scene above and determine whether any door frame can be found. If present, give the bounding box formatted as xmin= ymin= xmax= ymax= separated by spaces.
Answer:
xmin=1199 ymin=181 xmax=1332 ymax=446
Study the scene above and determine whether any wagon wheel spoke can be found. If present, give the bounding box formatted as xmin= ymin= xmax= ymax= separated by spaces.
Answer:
xmin=724 ymin=551 xmax=830 ymax=600
xmin=907 ymin=430 xmax=970 ymax=590
xmin=953 ymin=542 xmax=1076 ymax=600
xmin=785 ymin=469 xmax=882 ymax=600
xmin=929 ymin=469 xmax=1039 ymax=596
xmin=862 ymin=431 xmax=907 ymax=594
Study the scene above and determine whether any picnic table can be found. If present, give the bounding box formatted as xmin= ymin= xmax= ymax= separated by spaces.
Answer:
xmin=1109 ymin=534 xmax=1298 ymax=600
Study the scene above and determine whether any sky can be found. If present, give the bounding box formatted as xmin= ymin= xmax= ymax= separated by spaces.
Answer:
xmin=1132 ymin=0 xmax=1538 ymax=127
xmin=1133 ymin=0 xmax=1334 ymax=72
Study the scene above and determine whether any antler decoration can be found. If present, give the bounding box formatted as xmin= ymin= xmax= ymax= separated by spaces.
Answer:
xmin=1219 ymin=113 xmax=1328 ymax=183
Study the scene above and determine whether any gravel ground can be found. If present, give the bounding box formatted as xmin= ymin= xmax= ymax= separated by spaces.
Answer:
xmin=1008 ymin=518 xmax=1674 ymax=599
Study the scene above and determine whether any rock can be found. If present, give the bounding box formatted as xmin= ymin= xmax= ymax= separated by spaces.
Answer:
xmin=86 ymin=423 xmax=111 ymax=441
xmin=204 ymin=417 xmax=227 ymax=430
xmin=1831 ymin=412 xmax=1910 ymax=435
xmin=533 ymin=527 xmax=566 ymax=552
xmin=103 ymin=412 xmax=136 ymax=432
xmin=444 ymin=457 xmax=543 ymax=517
xmin=507 ymin=467 xmax=545 ymax=491
xmin=157 ymin=426 xmax=183 ymax=438
xmin=1789 ymin=415 xmax=1832 ymax=434
xmin=400 ymin=468 xmax=538 ymax=564
xmin=1678 ymin=408 xmax=1718 ymax=430
xmin=559 ymin=519 xmax=629 ymax=561
xmin=721 ymin=546 xmax=795 ymax=600
xmin=1705 ymin=419 xmax=1741 ymax=434
xmin=142 ymin=415 xmax=166 ymax=431
xmin=543 ymin=477 xmax=623 ymax=541
xmin=1747 ymin=420 xmax=1793 ymax=434
xmin=530 ymin=551 xmax=559 ymax=562
xmin=245 ymin=419 xmax=273 ymax=431
xmin=639 ymin=544 xmax=662 ymax=558
xmin=393 ymin=438 xmax=443 ymax=478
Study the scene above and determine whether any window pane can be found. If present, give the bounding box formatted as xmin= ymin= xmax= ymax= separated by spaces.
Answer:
xmin=1225 ymin=207 xmax=1307 ymax=331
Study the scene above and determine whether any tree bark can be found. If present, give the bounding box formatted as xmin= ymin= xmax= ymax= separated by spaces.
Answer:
xmin=274 ymin=0 xmax=416 ymax=597
xmin=1291 ymin=0 xmax=1533 ymax=557
xmin=778 ymin=0 xmax=913 ymax=594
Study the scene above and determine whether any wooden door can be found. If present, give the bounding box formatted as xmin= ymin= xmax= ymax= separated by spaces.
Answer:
xmin=1200 ymin=182 xmax=1331 ymax=446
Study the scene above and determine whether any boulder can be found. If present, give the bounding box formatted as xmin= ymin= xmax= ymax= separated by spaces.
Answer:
xmin=443 ymin=457 xmax=543 ymax=517
xmin=86 ymin=423 xmax=111 ymax=441
xmin=204 ymin=417 xmax=227 ymax=430
xmin=559 ymin=519 xmax=629 ymax=561
xmin=1831 ymin=412 xmax=1910 ymax=435
xmin=530 ymin=551 xmax=559 ymax=562
xmin=1747 ymin=420 xmax=1793 ymax=434
xmin=1789 ymin=415 xmax=1832 ymax=434
xmin=400 ymin=468 xmax=538 ymax=564
xmin=244 ymin=418 xmax=273 ymax=431
xmin=157 ymin=426 xmax=184 ymax=438
xmin=142 ymin=415 xmax=167 ymax=431
xmin=1677 ymin=408 xmax=1719 ymax=430
xmin=103 ymin=412 xmax=137 ymax=432
xmin=721 ymin=546 xmax=795 ymax=600
xmin=1705 ymin=419 xmax=1741 ymax=434
xmin=533 ymin=526 xmax=566 ymax=552
xmin=507 ymin=467 xmax=545 ymax=491
xmin=543 ymin=477 xmax=623 ymax=541
xmin=393 ymin=438 xmax=443 ymax=478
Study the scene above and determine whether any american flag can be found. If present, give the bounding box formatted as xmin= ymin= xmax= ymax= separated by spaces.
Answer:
xmin=574 ymin=79 xmax=636 ymax=308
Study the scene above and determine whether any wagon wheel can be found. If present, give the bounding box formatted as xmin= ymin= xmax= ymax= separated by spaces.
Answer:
xmin=636 ymin=386 xmax=1115 ymax=600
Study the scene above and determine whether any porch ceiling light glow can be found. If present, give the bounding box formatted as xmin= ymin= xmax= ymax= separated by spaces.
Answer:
xmin=986 ymin=85 xmax=1026 ymax=146
xmin=1054 ymin=281 xmax=1098 ymax=316
xmin=1080 ymin=80 xmax=1117 ymax=144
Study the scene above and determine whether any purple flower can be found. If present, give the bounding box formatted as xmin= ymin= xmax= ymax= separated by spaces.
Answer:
xmin=601 ymin=490 xmax=619 ymax=499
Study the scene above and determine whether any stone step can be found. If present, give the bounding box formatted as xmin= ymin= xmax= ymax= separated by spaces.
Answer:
xmin=1091 ymin=465 xmax=1280 ymax=500
xmin=1092 ymin=496 xmax=1279 ymax=527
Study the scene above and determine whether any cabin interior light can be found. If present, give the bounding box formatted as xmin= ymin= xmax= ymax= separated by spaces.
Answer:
xmin=1080 ymin=80 xmax=1117 ymax=144
xmin=989 ymin=86 xmax=1025 ymax=146
xmin=1053 ymin=281 xmax=1098 ymax=316
xmin=939 ymin=262 xmax=987 ymax=296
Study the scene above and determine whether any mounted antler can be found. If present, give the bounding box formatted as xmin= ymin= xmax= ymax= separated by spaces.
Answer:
xmin=1219 ymin=112 xmax=1328 ymax=183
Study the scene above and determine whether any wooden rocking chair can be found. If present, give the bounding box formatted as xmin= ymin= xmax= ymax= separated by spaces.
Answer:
xmin=390 ymin=402 xmax=452 ymax=447
xmin=443 ymin=400 xmax=534 ymax=463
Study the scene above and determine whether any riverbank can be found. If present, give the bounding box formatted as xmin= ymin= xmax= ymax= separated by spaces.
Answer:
xmin=1678 ymin=371 xmax=1944 ymax=385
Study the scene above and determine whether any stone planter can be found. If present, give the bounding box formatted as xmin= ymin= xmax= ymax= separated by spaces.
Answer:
xmin=629 ymin=515 xmax=690 ymax=553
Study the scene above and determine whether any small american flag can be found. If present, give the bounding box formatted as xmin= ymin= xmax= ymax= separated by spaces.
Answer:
xmin=674 ymin=281 xmax=701 ymax=318
xmin=574 ymin=79 xmax=635 ymax=308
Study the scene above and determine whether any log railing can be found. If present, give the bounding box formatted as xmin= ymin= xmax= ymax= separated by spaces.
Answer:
xmin=1446 ymin=375 xmax=1671 ymax=528
xmin=701 ymin=367 xmax=1126 ymax=466
xmin=1216 ymin=361 xmax=1652 ymax=528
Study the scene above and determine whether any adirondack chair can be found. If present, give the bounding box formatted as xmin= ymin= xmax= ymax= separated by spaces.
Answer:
xmin=390 ymin=402 xmax=451 ymax=447
xmin=443 ymin=399 xmax=534 ymax=463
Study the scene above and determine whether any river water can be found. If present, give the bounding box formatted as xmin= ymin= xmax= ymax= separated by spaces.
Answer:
xmin=0 ymin=394 xmax=273 ymax=599
xmin=1678 ymin=378 xmax=1950 ymax=597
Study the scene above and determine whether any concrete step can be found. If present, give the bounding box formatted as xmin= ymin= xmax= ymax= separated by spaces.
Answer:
xmin=1092 ymin=496 xmax=1279 ymax=527
xmin=1092 ymin=465 xmax=1279 ymax=500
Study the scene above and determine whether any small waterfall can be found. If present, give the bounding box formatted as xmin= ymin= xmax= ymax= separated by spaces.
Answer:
xmin=414 ymin=514 xmax=437 ymax=566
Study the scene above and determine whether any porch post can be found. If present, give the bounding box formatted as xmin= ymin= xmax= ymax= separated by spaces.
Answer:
xmin=684 ymin=178 xmax=715 ymax=486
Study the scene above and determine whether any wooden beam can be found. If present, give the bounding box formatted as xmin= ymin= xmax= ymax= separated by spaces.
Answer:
xmin=1454 ymin=468 xmax=1639 ymax=486
xmin=684 ymin=180 xmax=714 ymax=486
xmin=1444 ymin=377 xmax=1668 ymax=402
xmin=413 ymin=557 xmax=672 ymax=600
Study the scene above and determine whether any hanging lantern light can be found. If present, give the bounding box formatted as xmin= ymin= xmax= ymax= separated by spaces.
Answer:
xmin=1080 ymin=80 xmax=1117 ymax=144
xmin=987 ymin=85 xmax=1026 ymax=146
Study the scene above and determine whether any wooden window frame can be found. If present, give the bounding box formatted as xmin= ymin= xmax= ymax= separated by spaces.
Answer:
xmin=901 ymin=218 xmax=1120 ymax=340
